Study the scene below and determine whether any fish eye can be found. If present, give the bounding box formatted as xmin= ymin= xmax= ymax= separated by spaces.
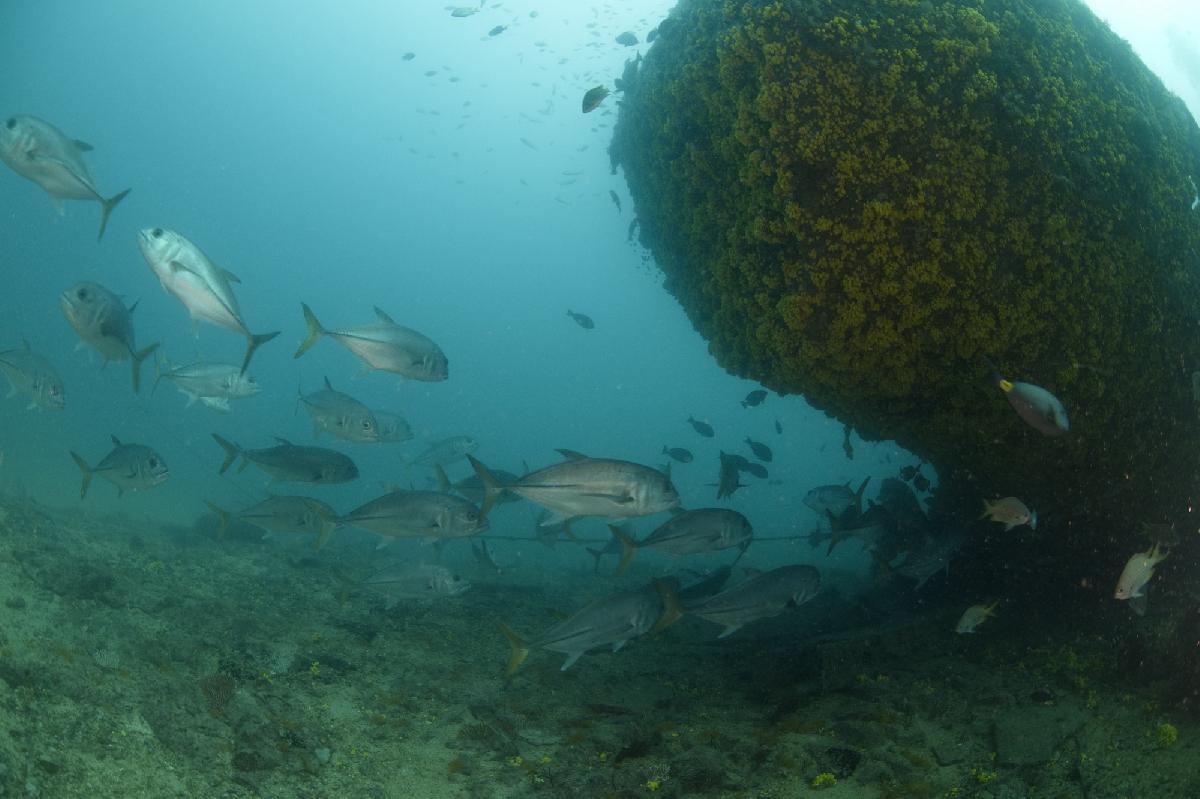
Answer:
xmin=151 ymin=228 xmax=163 ymax=238
xmin=148 ymin=457 xmax=158 ymax=467
xmin=4 ymin=119 xmax=14 ymax=130
xmin=77 ymin=288 xmax=88 ymax=299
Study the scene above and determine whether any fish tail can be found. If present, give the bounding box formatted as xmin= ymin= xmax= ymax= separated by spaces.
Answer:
xmin=609 ymin=524 xmax=637 ymax=577
xmin=585 ymin=547 xmax=603 ymax=573
xmin=129 ymin=342 xmax=159 ymax=394
xmin=853 ymin=476 xmax=871 ymax=514
xmin=561 ymin=520 xmax=579 ymax=543
xmin=294 ymin=304 xmax=326 ymax=359
xmin=498 ymin=623 xmax=530 ymax=676
xmin=467 ymin=455 xmax=503 ymax=519
xmin=211 ymin=433 xmax=242 ymax=475
xmin=241 ymin=330 xmax=279 ymax=376
xmin=649 ymin=578 xmax=684 ymax=634
xmin=69 ymin=451 xmax=93 ymax=499
xmin=203 ymin=500 xmax=230 ymax=540
xmin=97 ymin=188 xmax=131 ymax=241
xmin=825 ymin=525 xmax=851 ymax=556
xmin=315 ymin=520 xmax=339 ymax=552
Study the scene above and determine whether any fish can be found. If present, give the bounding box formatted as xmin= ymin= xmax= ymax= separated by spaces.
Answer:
xmin=211 ymin=434 xmax=358 ymax=484
xmin=1114 ymin=542 xmax=1168 ymax=616
xmin=582 ymin=86 xmax=610 ymax=113
xmin=488 ymin=25 xmax=507 ymax=36
xmin=744 ymin=437 xmax=773 ymax=462
xmin=500 ymin=579 xmax=681 ymax=673
xmin=137 ymin=228 xmax=279 ymax=375
xmin=627 ymin=217 xmax=639 ymax=242
xmin=739 ymin=461 xmax=768 ymax=480
xmin=609 ymin=508 xmax=753 ymax=575
xmin=454 ymin=468 xmax=520 ymax=507
xmin=661 ymin=446 xmax=693 ymax=463
xmin=361 ymin=564 xmax=470 ymax=608
xmin=980 ymin=497 xmax=1036 ymax=531
xmin=688 ymin=565 xmax=821 ymax=638
xmin=469 ymin=450 xmax=680 ymax=525
xmin=913 ymin=472 xmax=931 ymax=492
xmin=715 ymin=451 xmax=747 ymax=500
xmin=646 ymin=27 xmax=659 ymax=43
xmin=774 ymin=419 xmax=783 ymax=434
xmin=876 ymin=539 xmax=958 ymax=590
xmin=803 ymin=478 xmax=870 ymax=521
xmin=741 ymin=389 xmax=767 ymax=408
xmin=615 ymin=31 xmax=639 ymax=46
xmin=339 ymin=489 xmax=488 ymax=540
xmin=955 ymin=602 xmax=998 ymax=633
xmin=0 ymin=341 xmax=65 ymax=411
xmin=842 ymin=424 xmax=854 ymax=459
xmin=294 ymin=304 xmax=448 ymax=381
xmin=59 ymin=282 xmax=158 ymax=393
xmin=566 ymin=309 xmax=595 ymax=329
xmin=204 ymin=496 xmax=339 ymax=550
xmin=154 ymin=359 xmax=260 ymax=411
xmin=677 ymin=566 xmax=733 ymax=607
xmin=0 ymin=115 xmax=131 ymax=240
xmin=405 ymin=435 xmax=479 ymax=469
xmin=824 ymin=511 xmax=893 ymax=557
xmin=449 ymin=6 xmax=478 ymax=18
xmin=985 ymin=359 xmax=1069 ymax=436
xmin=297 ymin=377 xmax=380 ymax=443
xmin=70 ymin=435 xmax=168 ymax=499
xmin=608 ymin=190 xmax=621 ymax=212
xmin=402 ymin=52 xmax=416 ymax=61
xmin=373 ymin=410 xmax=414 ymax=443
xmin=687 ymin=416 xmax=714 ymax=437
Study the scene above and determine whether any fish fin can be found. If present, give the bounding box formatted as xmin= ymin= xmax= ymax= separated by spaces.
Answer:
xmin=323 ymin=375 xmax=333 ymax=389
xmin=169 ymin=260 xmax=196 ymax=275
xmin=467 ymin=455 xmax=504 ymax=519
xmin=70 ymin=451 xmax=93 ymax=499
xmin=585 ymin=546 xmax=603 ymax=573
xmin=373 ymin=307 xmax=396 ymax=324
xmin=1029 ymin=511 xmax=1038 ymax=530
xmin=314 ymin=522 xmax=336 ymax=551
xmin=294 ymin=304 xmax=326 ymax=358
xmin=499 ymin=623 xmax=530 ymax=676
xmin=50 ymin=196 xmax=65 ymax=216
xmin=73 ymin=139 xmax=95 ymax=152
xmin=110 ymin=434 xmax=122 ymax=446
xmin=129 ymin=342 xmax=158 ymax=394
xmin=650 ymin=578 xmax=684 ymax=633
xmin=240 ymin=331 xmax=279 ymax=376
xmin=561 ymin=520 xmax=579 ymax=542
xmin=183 ymin=393 xmax=197 ymax=407
xmin=608 ymin=524 xmax=637 ymax=577
xmin=611 ymin=640 xmax=627 ymax=653
xmin=211 ymin=433 xmax=241 ymax=474
xmin=97 ymin=188 xmax=130 ymax=241
xmin=854 ymin=476 xmax=871 ymax=515
xmin=1129 ymin=592 xmax=1148 ymax=617
xmin=203 ymin=501 xmax=230 ymax=540
xmin=559 ymin=652 xmax=583 ymax=671
xmin=717 ymin=624 xmax=742 ymax=639
xmin=434 ymin=464 xmax=452 ymax=493
xmin=219 ymin=267 xmax=241 ymax=284
xmin=555 ymin=448 xmax=588 ymax=461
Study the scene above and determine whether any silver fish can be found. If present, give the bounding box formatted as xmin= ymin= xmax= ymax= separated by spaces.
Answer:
xmin=137 ymin=227 xmax=279 ymax=375
xmin=59 ymin=282 xmax=158 ymax=392
xmin=154 ymin=359 xmax=260 ymax=411
xmin=470 ymin=450 xmax=680 ymax=524
xmin=339 ymin=489 xmax=487 ymax=540
xmin=803 ymin=477 xmax=870 ymax=521
xmin=298 ymin=377 xmax=380 ymax=443
xmin=610 ymin=508 xmax=753 ymax=575
xmin=0 ymin=115 xmax=130 ymax=240
xmin=881 ymin=539 xmax=957 ymax=591
xmin=363 ymin=564 xmax=470 ymax=608
xmin=688 ymin=565 xmax=821 ymax=638
xmin=205 ymin=496 xmax=339 ymax=550
xmin=70 ymin=435 xmax=168 ymax=499
xmin=500 ymin=579 xmax=681 ymax=673
xmin=374 ymin=410 xmax=414 ymax=443
xmin=405 ymin=435 xmax=478 ymax=468
xmin=0 ymin=341 xmax=65 ymax=411
xmin=294 ymin=304 xmax=448 ymax=381
xmin=211 ymin=434 xmax=358 ymax=484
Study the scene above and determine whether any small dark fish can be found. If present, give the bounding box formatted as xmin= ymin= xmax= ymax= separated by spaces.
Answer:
xmin=615 ymin=31 xmax=638 ymax=46
xmin=488 ymin=25 xmax=507 ymax=37
xmin=740 ymin=461 xmax=768 ymax=480
xmin=566 ymin=309 xmax=594 ymax=329
xmin=842 ymin=424 xmax=854 ymax=460
xmin=662 ymin=446 xmax=693 ymax=464
xmin=741 ymin=389 xmax=767 ymax=408
xmin=744 ymin=437 xmax=773 ymax=463
xmin=402 ymin=52 xmax=415 ymax=61
xmin=609 ymin=190 xmax=621 ymax=212
xmin=687 ymin=416 xmax=714 ymax=437
xmin=774 ymin=419 xmax=783 ymax=435
xmin=582 ymin=85 xmax=610 ymax=113
xmin=520 ymin=137 xmax=539 ymax=151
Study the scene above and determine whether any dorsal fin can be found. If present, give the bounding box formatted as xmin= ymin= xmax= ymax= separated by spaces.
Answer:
xmin=434 ymin=464 xmax=452 ymax=493
xmin=273 ymin=437 xmax=294 ymax=446
xmin=220 ymin=267 xmax=242 ymax=284
xmin=73 ymin=139 xmax=94 ymax=152
xmin=110 ymin=434 xmax=122 ymax=446
xmin=323 ymin=376 xmax=333 ymax=390
xmin=556 ymin=448 xmax=588 ymax=461
xmin=374 ymin=307 xmax=396 ymax=324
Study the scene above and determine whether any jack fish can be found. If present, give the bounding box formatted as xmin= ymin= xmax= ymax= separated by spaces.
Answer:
xmin=70 ymin=435 xmax=168 ymax=498
xmin=294 ymin=304 xmax=448 ymax=381
xmin=211 ymin=434 xmax=358 ymax=484
xmin=688 ymin=565 xmax=820 ymax=638
xmin=59 ymin=282 xmax=158 ymax=392
xmin=0 ymin=341 xmax=65 ymax=411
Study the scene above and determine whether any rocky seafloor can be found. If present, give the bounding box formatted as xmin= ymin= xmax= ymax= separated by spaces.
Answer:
xmin=0 ymin=493 xmax=1195 ymax=799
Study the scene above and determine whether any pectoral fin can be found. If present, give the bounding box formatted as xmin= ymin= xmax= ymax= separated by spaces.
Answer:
xmin=73 ymin=139 xmax=94 ymax=152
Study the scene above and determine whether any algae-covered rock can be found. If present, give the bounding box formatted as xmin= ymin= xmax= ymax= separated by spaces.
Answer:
xmin=611 ymin=0 xmax=1200 ymax=535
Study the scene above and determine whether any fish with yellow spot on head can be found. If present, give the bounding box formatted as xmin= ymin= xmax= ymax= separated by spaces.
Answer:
xmin=984 ymin=357 xmax=1069 ymax=436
